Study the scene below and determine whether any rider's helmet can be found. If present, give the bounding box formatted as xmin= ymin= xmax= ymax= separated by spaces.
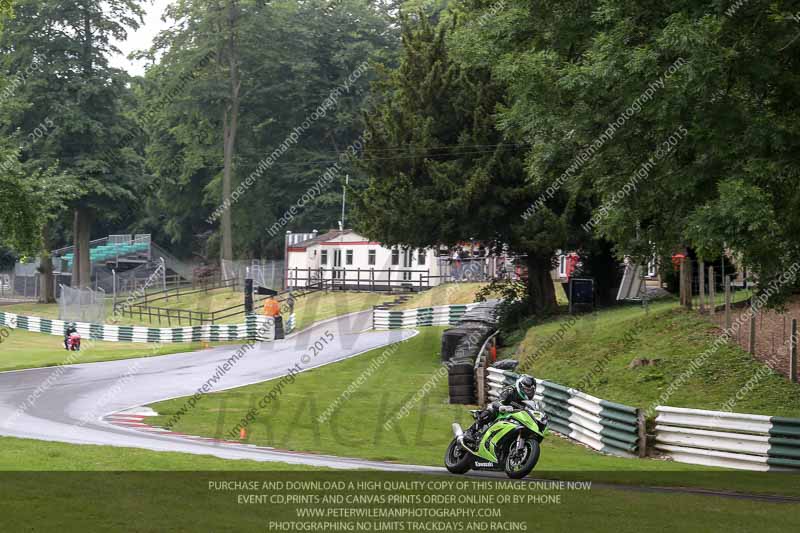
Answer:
xmin=515 ymin=375 xmax=537 ymax=401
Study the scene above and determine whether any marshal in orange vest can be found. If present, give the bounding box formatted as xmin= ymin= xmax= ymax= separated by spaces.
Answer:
xmin=263 ymin=298 xmax=281 ymax=317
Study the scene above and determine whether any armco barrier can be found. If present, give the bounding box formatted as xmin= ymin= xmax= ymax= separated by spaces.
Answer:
xmin=373 ymin=303 xmax=480 ymax=330
xmin=487 ymin=367 xmax=645 ymax=458
xmin=654 ymin=406 xmax=800 ymax=471
xmin=0 ymin=310 xmax=295 ymax=343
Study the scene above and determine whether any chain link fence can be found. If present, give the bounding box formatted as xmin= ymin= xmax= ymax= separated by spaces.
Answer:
xmin=221 ymin=259 xmax=285 ymax=290
xmin=58 ymin=285 xmax=107 ymax=323
xmin=0 ymin=260 xmax=41 ymax=300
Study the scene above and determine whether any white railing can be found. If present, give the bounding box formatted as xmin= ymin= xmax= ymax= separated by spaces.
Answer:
xmin=0 ymin=310 xmax=297 ymax=344
xmin=654 ymin=406 xmax=800 ymax=471
xmin=487 ymin=368 xmax=645 ymax=458
xmin=373 ymin=303 xmax=481 ymax=329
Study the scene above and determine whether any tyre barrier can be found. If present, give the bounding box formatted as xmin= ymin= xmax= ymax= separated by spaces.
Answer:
xmin=442 ymin=301 xmax=502 ymax=404
xmin=448 ymin=361 xmax=475 ymax=404
xmin=654 ymin=406 xmax=800 ymax=471
xmin=373 ymin=303 xmax=481 ymax=330
xmin=0 ymin=310 xmax=295 ymax=343
xmin=487 ymin=368 xmax=645 ymax=458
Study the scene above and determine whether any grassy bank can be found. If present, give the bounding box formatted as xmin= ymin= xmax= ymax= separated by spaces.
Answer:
xmin=396 ymin=283 xmax=486 ymax=309
xmin=511 ymin=298 xmax=800 ymax=417
xmin=291 ymin=290 xmax=388 ymax=331
xmin=395 ymin=280 xmax=568 ymax=310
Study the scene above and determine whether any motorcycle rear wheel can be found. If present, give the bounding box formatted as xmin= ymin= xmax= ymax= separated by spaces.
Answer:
xmin=504 ymin=438 xmax=540 ymax=479
xmin=444 ymin=439 xmax=473 ymax=474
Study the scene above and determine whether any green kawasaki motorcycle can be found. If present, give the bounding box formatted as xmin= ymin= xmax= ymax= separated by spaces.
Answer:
xmin=445 ymin=400 xmax=548 ymax=479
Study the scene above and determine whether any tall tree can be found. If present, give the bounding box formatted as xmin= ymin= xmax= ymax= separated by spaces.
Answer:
xmin=0 ymin=0 xmax=145 ymax=288
xmin=355 ymin=11 xmax=562 ymax=313
xmin=141 ymin=0 xmax=398 ymax=259
xmin=0 ymin=2 xmax=38 ymax=252
xmin=219 ymin=0 xmax=241 ymax=261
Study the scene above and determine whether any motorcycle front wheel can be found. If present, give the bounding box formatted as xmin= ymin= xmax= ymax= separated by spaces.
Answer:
xmin=504 ymin=438 xmax=540 ymax=479
xmin=444 ymin=439 xmax=473 ymax=474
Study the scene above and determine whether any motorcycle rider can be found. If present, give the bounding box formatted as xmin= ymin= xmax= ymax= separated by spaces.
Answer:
xmin=464 ymin=375 xmax=537 ymax=445
xmin=64 ymin=322 xmax=77 ymax=350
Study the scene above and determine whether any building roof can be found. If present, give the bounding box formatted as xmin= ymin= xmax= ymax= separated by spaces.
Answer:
xmin=290 ymin=229 xmax=353 ymax=250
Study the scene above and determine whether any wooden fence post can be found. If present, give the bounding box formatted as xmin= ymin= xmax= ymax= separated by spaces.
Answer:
xmin=679 ymin=259 xmax=686 ymax=306
xmin=724 ymin=276 xmax=732 ymax=330
xmin=709 ymin=266 xmax=716 ymax=317
xmin=791 ymin=319 xmax=798 ymax=383
xmin=685 ymin=259 xmax=693 ymax=310
xmin=698 ymin=260 xmax=705 ymax=313
xmin=476 ymin=366 xmax=486 ymax=407
xmin=637 ymin=409 xmax=647 ymax=458
xmin=749 ymin=310 xmax=757 ymax=354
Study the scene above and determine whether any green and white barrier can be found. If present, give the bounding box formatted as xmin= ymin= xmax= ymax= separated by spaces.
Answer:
xmin=654 ymin=406 xmax=800 ymax=471
xmin=0 ymin=310 xmax=295 ymax=344
xmin=487 ymin=368 xmax=644 ymax=458
xmin=373 ymin=303 xmax=481 ymax=330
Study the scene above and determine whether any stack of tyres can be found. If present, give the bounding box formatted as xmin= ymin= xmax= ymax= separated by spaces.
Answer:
xmin=446 ymin=326 xmax=490 ymax=404
xmin=453 ymin=325 xmax=492 ymax=360
xmin=448 ymin=361 xmax=475 ymax=404
xmin=444 ymin=299 xmax=502 ymax=404
xmin=441 ymin=327 xmax=471 ymax=363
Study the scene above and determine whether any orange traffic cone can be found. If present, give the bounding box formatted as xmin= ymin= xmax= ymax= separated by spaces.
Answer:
xmin=239 ymin=427 xmax=247 ymax=440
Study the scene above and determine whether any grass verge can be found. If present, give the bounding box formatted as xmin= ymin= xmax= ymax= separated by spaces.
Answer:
xmin=395 ymin=280 xmax=568 ymax=310
xmin=0 ymin=436 xmax=320 ymax=471
xmin=0 ymin=329 xmax=205 ymax=372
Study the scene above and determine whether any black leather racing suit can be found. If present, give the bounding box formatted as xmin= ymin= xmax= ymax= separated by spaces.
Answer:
xmin=472 ymin=386 xmax=527 ymax=435
xmin=64 ymin=325 xmax=77 ymax=349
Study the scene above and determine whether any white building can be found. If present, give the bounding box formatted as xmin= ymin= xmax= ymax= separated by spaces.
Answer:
xmin=285 ymin=229 xmax=447 ymax=290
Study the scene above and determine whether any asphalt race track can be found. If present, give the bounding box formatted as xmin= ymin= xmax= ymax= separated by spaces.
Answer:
xmin=0 ymin=310 xmax=433 ymax=471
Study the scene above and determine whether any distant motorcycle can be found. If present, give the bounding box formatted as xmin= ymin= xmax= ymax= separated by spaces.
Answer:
xmin=66 ymin=332 xmax=81 ymax=351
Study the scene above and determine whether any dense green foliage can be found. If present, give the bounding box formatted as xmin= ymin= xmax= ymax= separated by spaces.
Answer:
xmin=359 ymin=0 xmax=800 ymax=307
xmin=1 ymin=0 xmax=799 ymax=306
xmin=472 ymin=0 xmax=799 ymax=298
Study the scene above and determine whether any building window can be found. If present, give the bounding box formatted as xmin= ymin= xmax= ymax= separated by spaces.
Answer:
xmin=346 ymin=249 xmax=353 ymax=265
xmin=321 ymin=250 xmax=328 ymax=266
xmin=417 ymin=249 xmax=426 ymax=266
xmin=558 ymin=255 xmax=567 ymax=277
xmin=368 ymin=250 xmax=376 ymax=265
xmin=391 ymin=248 xmax=399 ymax=266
